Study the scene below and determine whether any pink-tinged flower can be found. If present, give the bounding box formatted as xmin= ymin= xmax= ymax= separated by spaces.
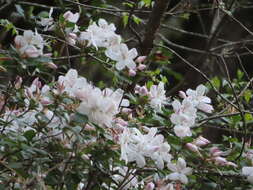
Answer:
xmin=137 ymin=64 xmax=147 ymax=71
xmin=186 ymin=84 xmax=214 ymax=113
xmin=37 ymin=7 xmax=55 ymax=31
xmin=78 ymin=19 xmax=121 ymax=49
xmin=63 ymin=11 xmax=80 ymax=23
xmin=119 ymin=127 xmax=172 ymax=169
xmin=194 ymin=136 xmax=210 ymax=147
xmin=149 ymin=82 xmax=167 ymax=112
xmin=105 ymin=43 xmax=137 ymax=70
xmin=24 ymin=45 xmax=41 ymax=58
xmin=166 ymin=158 xmax=192 ymax=184
xmin=136 ymin=56 xmax=147 ymax=63
xmin=14 ymin=30 xmax=45 ymax=58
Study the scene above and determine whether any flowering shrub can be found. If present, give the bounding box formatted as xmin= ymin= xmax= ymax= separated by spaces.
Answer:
xmin=0 ymin=1 xmax=253 ymax=190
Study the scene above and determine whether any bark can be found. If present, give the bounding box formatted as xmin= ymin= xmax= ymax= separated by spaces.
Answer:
xmin=140 ymin=0 xmax=171 ymax=55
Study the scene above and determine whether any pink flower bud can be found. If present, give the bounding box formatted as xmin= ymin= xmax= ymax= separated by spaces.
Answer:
xmin=136 ymin=56 xmax=147 ymax=63
xmin=210 ymin=147 xmax=223 ymax=157
xmin=145 ymin=182 xmax=155 ymax=190
xmin=84 ymin=124 xmax=95 ymax=131
xmin=69 ymin=32 xmax=77 ymax=39
xmin=139 ymin=86 xmax=149 ymax=96
xmin=44 ymin=53 xmax=53 ymax=57
xmin=115 ymin=118 xmax=128 ymax=127
xmin=212 ymin=156 xmax=227 ymax=165
xmin=14 ymin=76 xmax=22 ymax=89
xmin=186 ymin=143 xmax=199 ymax=153
xmin=32 ymin=78 xmax=42 ymax=89
xmin=179 ymin=91 xmax=187 ymax=99
xmin=226 ymin=161 xmax=237 ymax=168
xmin=128 ymin=69 xmax=136 ymax=77
xmin=40 ymin=97 xmax=52 ymax=105
xmin=121 ymin=108 xmax=132 ymax=114
xmin=44 ymin=62 xmax=57 ymax=69
xmin=195 ymin=136 xmax=210 ymax=147
xmin=137 ymin=64 xmax=147 ymax=71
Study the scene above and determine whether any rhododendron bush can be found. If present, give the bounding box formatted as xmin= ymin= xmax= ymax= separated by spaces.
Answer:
xmin=0 ymin=1 xmax=253 ymax=190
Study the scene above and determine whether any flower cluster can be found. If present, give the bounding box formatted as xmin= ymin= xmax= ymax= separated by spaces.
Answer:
xmin=14 ymin=30 xmax=45 ymax=58
xmin=119 ymin=127 xmax=172 ymax=169
xmin=135 ymin=82 xmax=168 ymax=112
xmin=170 ymin=84 xmax=213 ymax=137
xmin=58 ymin=69 xmax=128 ymax=127
xmin=78 ymin=18 xmax=138 ymax=71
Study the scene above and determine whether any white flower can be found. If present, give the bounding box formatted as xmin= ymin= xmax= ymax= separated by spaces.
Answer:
xmin=77 ymin=88 xmax=124 ymax=127
xmin=63 ymin=11 xmax=79 ymax=23
xmin=186 ymin=84 xmax=213 ymax=113
xmin=58 ymin=69 xmax=88 ymax=96
xmin=105 ymin=43 xmax=137 ymax=70
xmin=78 ymin=19 xmax=121 ymax=49
xmin=242 ymin=166 xmax=253 ymax=184
xmin=119 ymin=127 xmax=171 ymax=169
xmin=37 ymin=7 xmax=54 ymax=31
xmin=58 ymin=69 xmax=127 ymax=127
xmin=14 ymin=30 xmax=45 ymax=58
xmin=170 ymin=99 xmax=197 ymax=137
xmin=149 ymin=82 xmax=167 ymax=112
xmin=167 ymin=158 xmax=192 ymax=184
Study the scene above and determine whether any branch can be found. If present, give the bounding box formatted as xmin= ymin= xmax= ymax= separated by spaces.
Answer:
xmin=140 ymin=0 xmax=171 ymax=55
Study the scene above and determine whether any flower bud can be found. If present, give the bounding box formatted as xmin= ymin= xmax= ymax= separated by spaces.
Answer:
xmin=84 ymin=124 xmax=96 ymax=131
xmin=210 ymin=147 xmax=223 ymax=157
xmin=121 ymin=108 xmax=132 ymax=114
xmin=179 ymin=91 xmax=187 ymax=99
xmin=136 ymin=56 xmax=147 ymax=63
xmin=212 ymin=156 xmax=227 ymax=165
xmin=139 ymin=86 xmax=149 ymax=96
xmin=14 ymin=76 xmax=23 ymax=89
xmin=128 ymin=69 xmax=136 ymax=77
xmin=44 ymin=62 xmax=58 ymax=69
xmin=145 ymin=182 xmax=155 ymax=190
xmin=186 ymin=143 xmax=199 ymax=153
xmin=195 ymin=136 xmax=210 ymax=147
xmin=137 ymin=64 xmax=147 ymax=71
xmin=115 ymin=118 xmax=128 ymax=127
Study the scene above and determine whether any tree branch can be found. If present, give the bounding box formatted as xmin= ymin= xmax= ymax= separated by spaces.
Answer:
xmin=140 ymin=0 xmax=171 ymax=55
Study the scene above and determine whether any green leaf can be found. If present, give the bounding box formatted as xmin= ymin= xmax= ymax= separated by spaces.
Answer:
xmin=122 ymin=13 xmax=129 ymax=27
xmin=142 ymin=0 xmax=152 ymax=7
xmin=211 ymin=76 xmax=221 ymax=90
xmin=244 ymin=90 xmax=251 ymax=103
xmin=237 ymin=69 xmax=244 ymax=80
xmin=23 ymin=130 xmax=36 ymax=141
xmin=245 ymin=113 xmax=253 ymax=122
